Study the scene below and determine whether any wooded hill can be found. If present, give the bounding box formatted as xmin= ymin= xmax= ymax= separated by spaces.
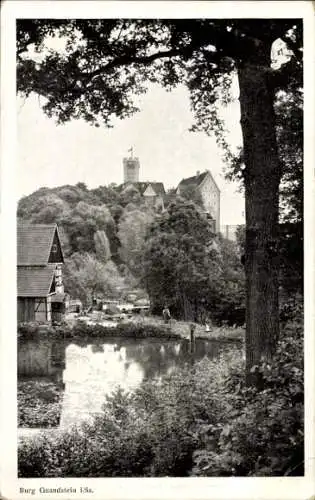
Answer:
xmin=17 ymin=183 xmax=245 ymax=323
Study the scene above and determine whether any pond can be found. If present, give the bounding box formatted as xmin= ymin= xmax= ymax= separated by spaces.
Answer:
xmin=18 ymin=336 xmax=242 ymax=432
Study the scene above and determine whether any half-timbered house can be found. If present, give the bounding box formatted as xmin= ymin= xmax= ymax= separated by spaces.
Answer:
xmin=17 ymin=223 xmax=65 ymax=323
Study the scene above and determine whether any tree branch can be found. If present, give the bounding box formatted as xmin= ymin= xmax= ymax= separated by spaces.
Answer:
xmin=80 ymin=45 xmax=196 ymax=80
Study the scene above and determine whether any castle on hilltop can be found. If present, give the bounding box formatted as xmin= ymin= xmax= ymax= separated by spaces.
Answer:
xmin=120 ymin=152 xmax=239 ymax=239
xmin=121 ymin=153 xmax=165 ymax=211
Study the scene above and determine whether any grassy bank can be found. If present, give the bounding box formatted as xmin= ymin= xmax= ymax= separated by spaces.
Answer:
xmin=130 ymin=315 xmax=244 ymax=342
xmin=18 ymin=320 xmax=303 ymax=477
xmin=18 ymin=316 xmax=244 ymax=342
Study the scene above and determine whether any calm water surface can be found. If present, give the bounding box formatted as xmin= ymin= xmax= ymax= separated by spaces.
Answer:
xmin=18 ymin=337 xmax=242 ymax=430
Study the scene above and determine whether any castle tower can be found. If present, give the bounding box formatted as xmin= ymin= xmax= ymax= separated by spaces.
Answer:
xmin=123 ymin=150 xmax=140 ymax=183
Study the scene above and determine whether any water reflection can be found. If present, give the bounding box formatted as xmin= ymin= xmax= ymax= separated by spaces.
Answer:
xmin=18 ymin=337 xmax=241 ymax=430
xmin=18 ymin=340 xmax=65 ymax=387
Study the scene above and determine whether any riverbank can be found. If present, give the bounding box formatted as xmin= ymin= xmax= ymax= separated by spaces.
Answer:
xmin=130 ymin=315 xmax=244 ymax=342
xmin=18 ymin=319 xmax=181 ymax=341
xmin=18 ymin=315 xmax=244 ymax=342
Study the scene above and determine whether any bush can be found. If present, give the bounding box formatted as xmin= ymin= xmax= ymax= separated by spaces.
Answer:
xmin=18 ymin=435 xmax=61 ymax=477
xmin=18 ymin=378 xmax=198 ymax=477
xmin=18 ymin=322 xmax=56 ymax=339
xmin=211 ymin=304 xmax=245 ymax=327
xmin=190 ymin=322 xmax=303 ymax=477
xmin=17 ymin=321 xmax=181 ymax=341
xmin=279 ymin=293 xmax=303 ymax=325
xmin=18 ymin=380 xmax=62 ymax=428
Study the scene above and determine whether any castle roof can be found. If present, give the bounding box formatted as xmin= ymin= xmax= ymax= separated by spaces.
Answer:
xmin=177 ymin=170 xmax=220 ymax=193
xmin=120 ymin=182 xmax=165 ymax=196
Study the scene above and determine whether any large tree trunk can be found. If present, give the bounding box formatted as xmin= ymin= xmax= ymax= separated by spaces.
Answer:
xmin=238 ymin=62 xmax=280 ymax=384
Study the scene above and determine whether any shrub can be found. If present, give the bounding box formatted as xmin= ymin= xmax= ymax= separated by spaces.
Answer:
xmin=211 ymin=304 xmax=245 ymax=327
xmin=18 ymin=380 xmax=197 ymax=477
xmin=18 ymin=322 xmax=56 ymax=340
xmin=18 ymin=380 xmax=62 ymax=428
xmin=18 ymin=435 xmax=61 ymax=477
xmin=279 ymin=293 xmax=303 ymax=325
xmin=17 ymin=321 xmax=181 ymax=341
xmin=190 ymin=322 xmax=303 ymax=477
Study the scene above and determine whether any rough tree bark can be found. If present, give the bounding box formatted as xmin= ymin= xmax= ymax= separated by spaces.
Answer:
xmin=238 ymin=60 xmax=281 ymax=384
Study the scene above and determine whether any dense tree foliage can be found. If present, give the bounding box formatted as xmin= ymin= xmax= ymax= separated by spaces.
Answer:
xmin=18 ymin=184 xmax=119 ymax=257
xmin=17 ymin=183 xmax=151 ymax=301
xmin=142 ymin=200 xmax=219 ymax=320
xmin=142 ymin=199 xmax=244 ymax=324
xmin=117 ymin=207 xmax=155 ymax=276
xmin=276 ymin=77 xmax=303 ymax=301
xmin=177 ymin=185 xmax=204 ymax=209
xmin=94 ymin=230 xmax=111 ymax=263
xmin=211 ymin=236 xmax=245 ymax=325
xmin=63 ymin=252 xmax=124 ymax=304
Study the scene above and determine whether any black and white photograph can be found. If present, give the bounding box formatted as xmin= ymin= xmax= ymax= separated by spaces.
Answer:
xmin=1 ymin=1 xmax=314 ymax=499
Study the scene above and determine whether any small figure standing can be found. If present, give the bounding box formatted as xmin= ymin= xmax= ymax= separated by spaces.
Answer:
xmin=205 ymin=323 xmax=210 ymax=333
xmin=162 ymin=305 xmax=171 ymax=324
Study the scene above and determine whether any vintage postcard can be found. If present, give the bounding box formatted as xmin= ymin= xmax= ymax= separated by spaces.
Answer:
xmin=1 ymin=1 xmax=314 ymax=499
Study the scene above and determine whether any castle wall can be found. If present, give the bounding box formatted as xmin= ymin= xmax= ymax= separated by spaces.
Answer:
xmin=199 ymin=176 xmax=220 ymax=233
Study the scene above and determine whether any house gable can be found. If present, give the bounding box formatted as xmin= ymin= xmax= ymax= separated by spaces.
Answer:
xmin=177 ymin=170 xmax=220 ymax=195
xmin=143 ymin=184 xmax=157 ymax=197
xmin=120 ymin=183 xmax=140 ymax=194
xmin=199 ymin=170 xmax=220 ymax=194
xmin=48 ymin=229 xmax=64 ymax=264
xmin=17 ymin=224 xmax=64 ymax=265
xmin=149 ymin=183 xmax=165 ymax=196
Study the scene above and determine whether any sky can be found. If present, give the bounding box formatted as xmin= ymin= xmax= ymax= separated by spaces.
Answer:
xmin=17 ymin=81 xmax=245 ymax=225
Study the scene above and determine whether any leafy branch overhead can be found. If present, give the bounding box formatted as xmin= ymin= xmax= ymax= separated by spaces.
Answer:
xmin=17 ymin=19 xmax=301 ymax=132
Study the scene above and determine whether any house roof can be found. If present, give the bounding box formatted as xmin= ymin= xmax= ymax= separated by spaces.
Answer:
xmin=17 ymin=265 xmax=56 ymax=297
xmin=121 ymin=182 xmax=165 ymax=196
xmin=177 ymin=170 xmax=220 ymax=193
xmin=145 ymin=182 xmax=165 ymax=196
xmin=17 ymin=223 xmax=63 ymax=265
xmin=178 ymin=171 xmax=208 ymax=189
